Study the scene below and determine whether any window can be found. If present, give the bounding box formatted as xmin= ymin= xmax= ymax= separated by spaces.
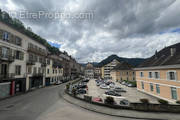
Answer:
xmin=15 ymin=65 xmax=21 ymax=75
xmin=2 ymin=47 xmax=8 ymax=58
xmin=155 ymin=72 xmax=160 ymax=79
xmin=141 ymin=82 xmax=144 ymax=89
xmin=171 ymin=87 xmax=177 ymax=100
xmin=156 ymin=84 xmax=160 ymax=94
xmin=53 ymin=69 xmax=55 ymax=74
xmin=149 ymin=72 xmax=153 ymax=78
xmin=38 ymin=68 xmax=41 ymax=73
xmin=15 ymin=37 xmax=22 ymax=46
xmin=127 ymin=72 xmax=129 ymax=75
xmin=150 ymin=83 xmax=153 ymax=91
xmin=140 ymin=72 xmax=144 ymax=77
xmin=167 ymin=71 xmax=176 ymax=81
xmin=16 ymin=51 xmax=20 ymax=59
xmin=28 ymin=66 xmax=32 ymax=74
xmin=47 ymin=69 xmax=49 ymax=74
xmin=3 ymin=32 xmax=9 ymax=41
xmin=33 ymin=67 xmax=37 ymax=74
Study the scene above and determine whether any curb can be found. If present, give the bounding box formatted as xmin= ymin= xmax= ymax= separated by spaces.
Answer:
xmin=61 ymin=91 xmax=166 ymax=120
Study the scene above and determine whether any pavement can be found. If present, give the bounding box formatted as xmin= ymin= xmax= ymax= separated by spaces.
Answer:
xmin=0 ymin=80 xmax=147 ymax=120
xmin=87 ymin=79 xmax=159 ymax=103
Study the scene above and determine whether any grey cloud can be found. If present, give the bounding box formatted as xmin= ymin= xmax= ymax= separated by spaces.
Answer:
xmin=1 ymin=0 xmax=180 ymax=63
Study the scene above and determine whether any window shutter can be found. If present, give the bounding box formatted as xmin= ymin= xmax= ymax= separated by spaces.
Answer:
xmin=14 ymin=50 xmax=16 ymax=59
xmin=167 ymin=72 xmax=170 ymax=80
xmin=175 ymin=71 xmax=177 ymax=81
xmin=0 ymin=30 xmax=3 ymax=39
xmin=21 ymin=52 xmax=24 ymax=60
xmin=0 ymin=46 xmax=2 ymax=57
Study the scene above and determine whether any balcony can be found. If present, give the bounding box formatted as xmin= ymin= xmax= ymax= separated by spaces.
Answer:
xmin=27 ymin=59 xmax=36 ymax=65
xmin=28 ymin=47 xmax=47 ymax=56
xmin=32 ymin=73 xmax=44 ymax=77
xmin=0 ymin=73 xmax=15 ymax=80
xmin=41 ymin=62 xmax=47 ymax=67
xmin=0 ymin=54 xmax=14 ymax=62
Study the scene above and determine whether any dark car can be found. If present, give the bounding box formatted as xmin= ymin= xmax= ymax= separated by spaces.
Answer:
xmin=77 ymin=85 xmax=87 ymax=89
xmin=120 ymin=99 xmax=129 ymax=106
xmin=77 ymin=89 xmax=86 ymax=94
xmin=82 ymin=79 xmax=89 ymax=82
xmin=105 ymin=90 xmax=121 ymax=96
xmin=114 ymin=88 xmax=126 ymax=92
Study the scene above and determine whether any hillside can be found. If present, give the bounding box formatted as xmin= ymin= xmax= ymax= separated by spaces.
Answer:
xmin=97 ymin=54 xmax=145 ymax=67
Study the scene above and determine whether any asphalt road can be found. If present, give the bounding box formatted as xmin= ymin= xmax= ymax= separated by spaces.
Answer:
xmin=0 ymin=83 xmax=145 ymax=120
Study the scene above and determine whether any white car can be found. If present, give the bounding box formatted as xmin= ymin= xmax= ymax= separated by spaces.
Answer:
xmin=109 ymin=83 xmax=115 ymax=88
xmin=100 ymin=84 xmax=110 ymax=89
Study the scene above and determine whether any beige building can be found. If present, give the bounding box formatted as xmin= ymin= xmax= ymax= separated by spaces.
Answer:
xmin=0 ymin=21 xmax=49 ymax=93
xmin=85 ymin=63 xmax=94 ymax=79
xmin=135 ymin=43 xmax=180 ymax=103
xmin=101 ymin=59 xmax=120 ymax=79
xmin=111 ymin=62 xmax=135 ymax=83
xmin=45 ymin=55 xmax=63 ymax=85
xmin=0 ymin=21 xmax=27 ymax=95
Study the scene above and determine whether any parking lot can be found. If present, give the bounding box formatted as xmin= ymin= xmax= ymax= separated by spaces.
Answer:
xmin=87 ymin=79 xmax=159 ymax=104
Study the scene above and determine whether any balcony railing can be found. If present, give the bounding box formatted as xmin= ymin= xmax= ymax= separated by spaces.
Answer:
xmin=27 ymin=59 xmax=36 ymax=65
xmin=0 ymin=54 xmax=14 ymax=62
xmin=0 ymin=73 xmax=15 ymax=80
xmin=28 ymin=47 xmax=47 ymax=56
xmin=32 ymin=73 xmax=44 ymax=77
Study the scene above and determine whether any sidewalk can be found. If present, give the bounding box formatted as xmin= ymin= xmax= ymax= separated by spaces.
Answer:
xmin=62 ymin=92 xmax=180 ymax=120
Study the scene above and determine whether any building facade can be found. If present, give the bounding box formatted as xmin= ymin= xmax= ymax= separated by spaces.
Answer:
xmin=85 ymin=63 xmax=94 ymax=79
xmin=135 ymin=43 xmax=180 ymax=103
xmin=45 ymin=55 xmax=63 ymax=86
xmin=101 ymin=59 xmax=120 ymax=79
xmin=111 ymin=62 xmax=135 ymax=83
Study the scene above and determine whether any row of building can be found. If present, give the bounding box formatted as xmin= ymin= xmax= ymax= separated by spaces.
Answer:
xmin=0 ymin=21 xmax=84 ymax=99
xmin=85 ymin=43 xmax=180 ymax=103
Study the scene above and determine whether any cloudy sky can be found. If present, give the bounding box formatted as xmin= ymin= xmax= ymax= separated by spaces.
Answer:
xmin=0 ymin=0 xmax=180 ymax=63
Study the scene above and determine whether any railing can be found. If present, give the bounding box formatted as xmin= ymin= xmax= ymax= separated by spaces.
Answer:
xmin=32 ymin=73 xmax=44 ymax=77
xmin=26 ymin=59 xmax=36 ymax=65
xmin=0 ymin=73 xmax=15 ymax=80
xmin=0 ymin=54 xmax=14 ymax=62
xmin=28 ymin=47 xmax=47 ymax=56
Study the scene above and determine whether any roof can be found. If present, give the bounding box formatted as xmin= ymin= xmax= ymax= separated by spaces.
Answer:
xmin=112 ymin=61 xmax=133 ymax=70
xmin=85 ymin=63 xmax=94 ymax=69
xmin=137 ymin=42 xmax=180 ymax=68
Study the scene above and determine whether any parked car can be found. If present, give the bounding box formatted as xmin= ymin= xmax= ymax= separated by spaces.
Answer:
xmin=120 ymin=99 xmax=129 ymax=106
xmin=82 ymin=79 xmax=89 ymax=82
xmin=113 ymin=87 xmax=126 ymax=92
xmin=96 ymin=82 xmax=102 ymax=86
xmin=92 ymin=97 xmax=103 ymax=103
xmin=77 ymin=89 xmax=87 ymax=94
xmin=77 ymin=84 xmax=87 ymax=89
xmin=105 ymin=90 xmax=121 ymax=96
xmin=55 ymin=80 xmax=62 ymax=85
xmin=100 ymin=84 xmax=110 ymax=89
xmin=127 ymin=83 xmax=136 ymax=87
xmin=109 ymin=83 xmax=115 ymax=88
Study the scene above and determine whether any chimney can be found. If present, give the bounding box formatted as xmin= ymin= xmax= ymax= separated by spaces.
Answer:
xmin=170 ymin=48 xmax=176 ymax=56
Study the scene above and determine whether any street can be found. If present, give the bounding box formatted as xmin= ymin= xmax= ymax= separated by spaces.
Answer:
xmin=0 ymin=83 xmax=144 ymax=120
